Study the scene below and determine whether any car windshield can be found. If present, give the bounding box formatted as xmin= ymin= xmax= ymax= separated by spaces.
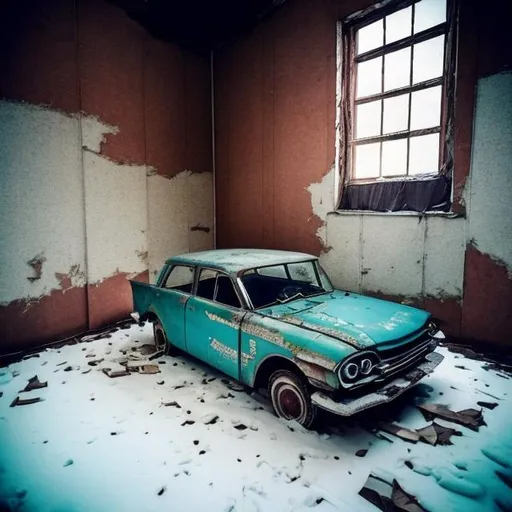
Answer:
xmin=240 ymin=260 xmax=333 ymax=309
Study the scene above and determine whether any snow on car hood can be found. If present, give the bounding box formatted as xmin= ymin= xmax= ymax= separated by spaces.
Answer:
xmin=260 ymin=290 xmax=431 ymax=349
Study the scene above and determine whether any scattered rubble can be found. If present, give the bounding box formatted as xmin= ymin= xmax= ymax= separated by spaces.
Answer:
xmin=10 ymin=396 xmax=44 ymax=407
xmin=418 ymin=403 xmax=485 ymax=431
xmin=19 ymin=375 xmax=47 ymax=393
xmin=359 ymin=474 xmax=427 ymax=512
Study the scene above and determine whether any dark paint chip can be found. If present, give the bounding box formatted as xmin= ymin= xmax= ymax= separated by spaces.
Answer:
xmin=157 ymin=487 xmax=166 ymax=496
xmin=181 ymin=420 xmax=195 ymax=426
xmin=193 ymin=440 xmax=199 ymax=445
xmin=356 ymin=449 xmax=368 ymax=457
xmin=404 ymin=460 xmax=414 ymax=470
xmin=199 ymin=450 xmax=206 ymax=455
xmin=234 ymin=424 xmax=247 ymax=431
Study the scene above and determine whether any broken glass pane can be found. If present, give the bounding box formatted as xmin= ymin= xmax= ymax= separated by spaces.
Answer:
xmin=384 ymin=47 xmax=410 ymax=91
xmin=414 ymin=0 xmax=446 ymax=33
xmin=382 ymin=138 xmax=407 ymax=176
xmin=411 ymin=85 xmax=442 ymax=130
xmin=413 ymin=35 xmax=445 ymax=84
xmin=357 ymin=57 xmax=382 ymax=98
xmin=385 ymin=6 xmax=412 ymax=44
xmin=409 ymin=133 xmax=440 ymax=175
xmin=356 ymin=100 xmax=382 ymax=139
xmin=357 ymin=19 xmax=384 ymax=54
xmin=383 ymin=93 xmax=409 ymax=134
xmin=354 ymin=143 xmax=380 ymax=179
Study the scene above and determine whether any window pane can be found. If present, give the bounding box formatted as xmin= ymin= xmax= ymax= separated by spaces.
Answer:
xmin=215 ymin=275 xmax=241 ymax=308
xmin=384 ymin=47 xmax=410 ymax=91
xmin=382 ymin=138 xmax=407 ymax=176
xmin=385 ymin=6 xmax=412 ymax=44
xmin=356 ymin=100 xmax=382 ymax=138
xmin=164 ymin=265 xmax=194 ymax=291
xmin=356 ymin=57 xmax=382 ymax=98
xmin=288 ymin=262 xmax=318 ymax=284
xmin=409 ymin=134 xmax=440 ymax=175
xmin=354 ymin=143 xmax=380 ymax=179
xmin=414 ymin=0 xmax=446 ymax=33
xmin=357 ymin=19 xmax=383 ymax=54
xmin=411 ymin=85 xmax=442 ymax=130
xmin=197 ymin=268 xmax=217 ymax=300
xmin=258 ymin=265 xmax=287 ymax=278
xmin=413 ymin=35 xmax=445 ymax=84
xmin=383 ymin=94 xmax=409 ymax=134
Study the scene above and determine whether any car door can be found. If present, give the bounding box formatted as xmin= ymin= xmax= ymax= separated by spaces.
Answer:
xmin=185 ymin=269 xmax=245 ymax=380
xmin=155 ymin=264 xmax=195 ymax=352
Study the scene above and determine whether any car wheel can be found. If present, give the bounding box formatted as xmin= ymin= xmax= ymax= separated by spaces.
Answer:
xmin=268 ymin=370 xmax=317 ymax=429
xmin=153 ymin=319 xmax=173 ymax=356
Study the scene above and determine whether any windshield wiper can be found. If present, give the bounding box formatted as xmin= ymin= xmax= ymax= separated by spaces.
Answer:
xmin=276 ymin=292 xmax=305 ymax=304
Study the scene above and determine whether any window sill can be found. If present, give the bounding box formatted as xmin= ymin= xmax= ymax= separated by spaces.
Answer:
xmin=328 ymin=210 xmax=463 ymax=218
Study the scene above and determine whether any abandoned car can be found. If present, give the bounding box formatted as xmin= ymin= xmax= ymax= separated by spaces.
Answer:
xmin=131 ymin=249 xmax=444 ymax=428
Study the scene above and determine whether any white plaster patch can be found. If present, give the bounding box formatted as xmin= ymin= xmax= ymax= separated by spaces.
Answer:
xmin=307 ymin=166 xmax=334 ymax=247
xmin=80 ymin=115 xmax=118 ymax=153
xmin=467 ymin=71 xmax=512 ymax=273
xmin=147 ymin=171 xmax=213 ymax=283
xmin=424 ymin=216 xmax=465 ymax=297
xmin=309 ymin=163 xmax=464 ymax=300
xmin=320 ymin=213 xmax=361 ymax=293
xmin=0 ymin=101 xmax=86 ymax=304
xmin=82 ymin=149 xmax=148 ymax=284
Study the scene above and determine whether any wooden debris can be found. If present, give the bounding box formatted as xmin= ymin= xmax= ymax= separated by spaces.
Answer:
xmin=10 ymin=396 xmax=44 ymax=407
xmin=477 ymin=401 xmax=498 ymax=410
xmin=417 ymin=403 xmax=485 ymax=431
xmin=20 ymin=375 xmax=48 ymax=393
xmin=416 ymin=422 xmax=461 ymax=446
xmin=359 ymin=474 xmax=427 ymax=512
xmin=139 ymin=364 xmax=160 ymax=375
xmin=162 ymin=400 xmax=181 ymax=408
xmin=379 ymin=423 xmax=420 ymax=443
xmin=102 ymin=368 xmax=130 ymax=378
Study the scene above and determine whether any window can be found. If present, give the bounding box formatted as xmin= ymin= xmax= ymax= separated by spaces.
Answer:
xmin=215 ymin=275 xmax=241 ymax=308
xmin=163 ymin=265 xmax=194 ymax=292
xmin=339 ymin=0 xmax=456 ymax=212
xmin=197 ymin=268 xmax=217 ymax=300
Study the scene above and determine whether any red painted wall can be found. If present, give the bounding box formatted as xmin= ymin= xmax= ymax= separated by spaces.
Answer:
xmin=214 ymin=0 xmax=512 ymax=346
xmin=0 ymin=0 xmax=212 ymax=353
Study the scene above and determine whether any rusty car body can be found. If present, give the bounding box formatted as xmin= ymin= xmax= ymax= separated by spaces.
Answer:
xmin=130 ymin=249 xmax=444 ymax=427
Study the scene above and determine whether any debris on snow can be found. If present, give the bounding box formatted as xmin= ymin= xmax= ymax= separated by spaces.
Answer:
xmin=417 ymin=404 xmax=485 ymax=431
xmin=358 ymin=473 xmax=427 ymax=512
xmin=10 ymin=396 xmax=44 ymax=407
xmin=415 ymin=422 xmax=462 ymax=446
xmin=379 ymin=423 xmax=420 ymax=443
xmin=19 ymin=375 xmax=48 ymax=393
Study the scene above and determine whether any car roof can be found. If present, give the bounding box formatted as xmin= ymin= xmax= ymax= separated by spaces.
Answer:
xmin=166 ymin=249 xmax=317 ymax=274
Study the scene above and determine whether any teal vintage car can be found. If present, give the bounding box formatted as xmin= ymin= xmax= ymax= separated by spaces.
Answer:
xmin=131 ymin=249 xmax=444 ymax=428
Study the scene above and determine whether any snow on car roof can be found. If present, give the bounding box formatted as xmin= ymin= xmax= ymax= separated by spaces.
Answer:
xmin=166 ymin=249 xmax=317 ymax=274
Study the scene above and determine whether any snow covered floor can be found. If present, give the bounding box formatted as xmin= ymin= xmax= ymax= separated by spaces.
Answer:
xmin=1 ymin=323 xmax=511 ymax=512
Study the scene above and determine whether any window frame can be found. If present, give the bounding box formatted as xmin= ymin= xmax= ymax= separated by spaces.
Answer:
xmin=160 ymin=264 xmax=196 ymax=292
xmin=339 ymin=0 xmax=457 ymax=191
xmin=193 ymin=266 xmax=246 ymax=311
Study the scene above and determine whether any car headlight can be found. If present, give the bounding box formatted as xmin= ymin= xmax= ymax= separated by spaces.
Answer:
xmin=427 ymin=321 xmax=438 ymax=336
xmin=343 ymin=362 xmax=360 ymax=380
xmin=338 ymin=351 xmax=380 ymax=384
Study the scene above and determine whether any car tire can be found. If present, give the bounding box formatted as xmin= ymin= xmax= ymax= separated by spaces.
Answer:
xmin=153 ymin=319 xmax=173 ymax=356
xmin=269 ymin=370 xmax=317 ymax=429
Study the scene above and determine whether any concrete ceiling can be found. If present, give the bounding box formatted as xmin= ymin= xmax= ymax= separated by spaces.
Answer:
xmin=112 ymin=0 xmax=285 ymax=52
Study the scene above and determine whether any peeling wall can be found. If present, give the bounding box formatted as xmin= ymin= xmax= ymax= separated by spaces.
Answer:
xmin=214 ymin=0 xmax=511 ymax=346
xmin=0 ymin=0 xmax=213 ymax=352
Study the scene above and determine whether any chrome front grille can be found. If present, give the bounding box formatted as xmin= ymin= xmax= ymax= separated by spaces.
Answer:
xmin=374 ymin=337 xmax=436 ymax=381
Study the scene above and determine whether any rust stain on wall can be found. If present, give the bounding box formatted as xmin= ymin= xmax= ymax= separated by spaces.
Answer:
xmin=463 ymin=246 xmax=512 ymax=346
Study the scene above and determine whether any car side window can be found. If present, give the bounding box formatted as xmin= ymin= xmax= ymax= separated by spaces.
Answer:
xmin=163 ymin=265 xmax=194 ymax=293
xmin=197 ymin=268 xmax=217 ymax=300
xmin=215 ymin=275 xmax=241 ymax=309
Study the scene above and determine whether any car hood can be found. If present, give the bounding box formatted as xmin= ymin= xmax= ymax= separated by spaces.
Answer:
xmin=259 ymin=290 xmax=430 ymax=349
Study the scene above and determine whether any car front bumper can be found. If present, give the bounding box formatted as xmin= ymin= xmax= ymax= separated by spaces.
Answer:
xmin=311 ymin=351 xmax=444 ymax=416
